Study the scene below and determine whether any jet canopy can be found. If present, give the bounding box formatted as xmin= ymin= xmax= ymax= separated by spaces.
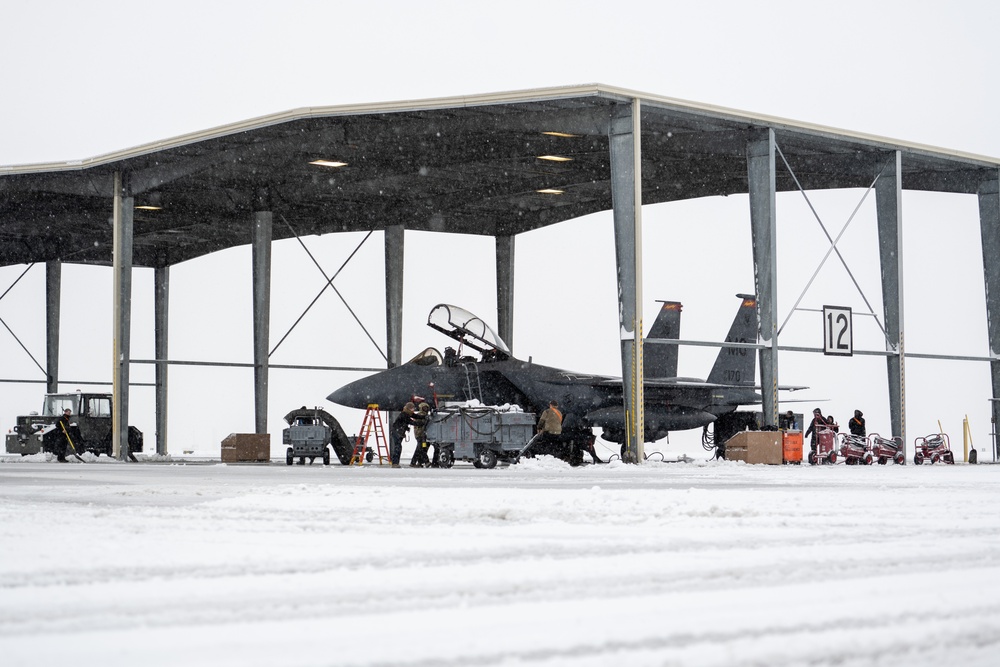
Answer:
xmin=427 ymin=304 xmax=511 ymax=359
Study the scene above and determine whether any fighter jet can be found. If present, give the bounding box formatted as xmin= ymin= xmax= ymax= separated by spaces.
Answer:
xmin=327 ymin=295 xmax=774 ymax=461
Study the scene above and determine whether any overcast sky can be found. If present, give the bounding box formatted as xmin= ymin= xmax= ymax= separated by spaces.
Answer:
xmin=2 ymin=1 xmax=998 ymax=457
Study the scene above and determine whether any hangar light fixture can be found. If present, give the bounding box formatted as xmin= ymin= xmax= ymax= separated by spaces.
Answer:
xmin=542 ymin=131 xmax=579 ymax=138
xmin=135 ymin=205 xmax=162 ymax=211
xmin=537 ymin=155 xmax=573 ymax=162
xmin=309 ymin=159 xmax=348 ymax=168
xmin=536 ymin=188 xmax=564 ymax=195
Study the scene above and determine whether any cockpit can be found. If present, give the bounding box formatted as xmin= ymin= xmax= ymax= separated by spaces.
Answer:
xmin=409 ymin=304 xmax=512 ymax=365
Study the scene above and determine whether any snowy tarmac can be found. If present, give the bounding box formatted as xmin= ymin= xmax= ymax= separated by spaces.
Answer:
xmin=2 ymin=455 xmax=999 ymax=667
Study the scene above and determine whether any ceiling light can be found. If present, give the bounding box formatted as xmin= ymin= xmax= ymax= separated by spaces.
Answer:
xmin=309 ymin=159 xmax=348 ymax=168
xmin=542 ymin=131 xmax=580 ymax=138
xmin=537 ymin=188 xmax=564 ymax=195
xmin=135 ymin=205 xmax=162 ymax=211
xmin=537 ymin=155 xmax=573 ymax=162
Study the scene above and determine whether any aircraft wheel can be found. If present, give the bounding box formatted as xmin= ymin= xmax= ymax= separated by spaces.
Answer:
xmin=366 ymin=449 xmax=374 ymax=463
xmin=438 ymin=449 xmax=455 ymax=469
xmin=477 ymin=448 xmax=498 ymax=469
xmin=828 ymin=451 xmax=838 ymax=464
xmin=286 ymin=447 xmax=294 ymax=466
xmin=323 ymin=448 xmax=330 ymax=466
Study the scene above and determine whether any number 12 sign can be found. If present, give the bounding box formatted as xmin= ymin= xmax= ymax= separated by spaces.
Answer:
xmin=823 ymin=305 xmax=853 ymax=356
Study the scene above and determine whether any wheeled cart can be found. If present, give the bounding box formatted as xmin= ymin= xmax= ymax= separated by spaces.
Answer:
xmin=913 ymin=433 xmax=955 ymax=465
xmin=425 ymin=405 xmax=535 ymax=469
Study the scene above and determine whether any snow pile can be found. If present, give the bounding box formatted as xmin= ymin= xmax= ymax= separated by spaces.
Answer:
xmin=1 ymin=460 xmax=999 ymax=666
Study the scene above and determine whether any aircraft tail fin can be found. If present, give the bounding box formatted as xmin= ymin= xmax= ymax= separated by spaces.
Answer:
xmin=707 ymin=294 xmax=759 ymax=386
xmin=644 ymin=300 xmax=682 ymax=379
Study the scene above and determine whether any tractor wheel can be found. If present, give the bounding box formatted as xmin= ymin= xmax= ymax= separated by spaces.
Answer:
xmin=863 ymin=453 xmax=874 ymax=465
xmin=323 ymin=448 xmax=331 ymax=466
xmin=828 ymin=450 xmax=838 ymax=464
xmin=894 ymin=452 xmax=906 ymax=465
xmin=914 ymin=453 xmax=924 ymax=465
xmin=286 ymin=447 xmax=293 ymax=466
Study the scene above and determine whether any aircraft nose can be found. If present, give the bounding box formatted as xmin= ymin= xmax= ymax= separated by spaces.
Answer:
xmin=326 ymin=381 xmax=370 ymax=409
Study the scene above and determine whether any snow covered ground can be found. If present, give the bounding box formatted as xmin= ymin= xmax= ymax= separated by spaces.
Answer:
xmin=2 ymin=454 xmax=999 ymax=667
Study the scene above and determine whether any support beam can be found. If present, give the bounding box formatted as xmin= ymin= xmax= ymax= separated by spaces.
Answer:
xmin=609 ymin=100 xmax=644 ymax=463
xmin=496 ymin=235 xmax=515 ymax=352
xmin=875 ymin=151 xmax=906 ymax=450
xmin=154 ymin=266 xmax=169 ymax=455
xmin=251 ymin=210 xmax=272 ymax=435
xmin=747 ymin=129 xmax=779 ymax=427
xmin=385 ymin=225 xmax=404 ymax=368
xmin=45 ymin=260 xmax=60 ymax=394
xmin=978 ymin=172 xmax=1000 ymax=459
xmin=111 ymin=171 xmax=134 ymax=460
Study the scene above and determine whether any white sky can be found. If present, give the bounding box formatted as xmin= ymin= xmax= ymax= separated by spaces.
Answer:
xmin=2 ymin=0 xmax=999 ymax=457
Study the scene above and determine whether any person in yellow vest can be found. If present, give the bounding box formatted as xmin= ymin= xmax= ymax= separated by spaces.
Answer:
xmin=537 ymin=400 xmax=563 ymax=446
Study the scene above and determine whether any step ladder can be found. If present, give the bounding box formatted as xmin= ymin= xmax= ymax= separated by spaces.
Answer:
xmin=351 ymin=404 xmax=389 ymax=465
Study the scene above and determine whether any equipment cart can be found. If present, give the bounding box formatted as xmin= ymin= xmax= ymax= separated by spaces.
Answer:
xmin=282 ymin=407 xmax=364 ymax=466
xmin=425 ymin=405 xmax=535 ymax=469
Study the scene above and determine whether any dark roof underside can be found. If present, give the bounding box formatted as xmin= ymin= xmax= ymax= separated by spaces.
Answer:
xmin=2 ymin=87 xmax=997 ymax=269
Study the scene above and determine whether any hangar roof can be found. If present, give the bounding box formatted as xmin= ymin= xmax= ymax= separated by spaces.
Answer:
xmin=2 ymin=84 xmax=998 ymax=269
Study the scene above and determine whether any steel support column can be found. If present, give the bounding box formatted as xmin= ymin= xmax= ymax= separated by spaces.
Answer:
xmin=747 ymin=129 xmax=779 ymax=427
xmin=111 ymin=171 xmax=134 ymax=460
xmin=251 ymin=211 xmax=272 ymax=435
xmin=609 ymin=100 xmax=644 ymax=463
xmin=875 ymin=151 xmax=906 ymax=450
xmin=496 ymin=235 xmax=515 ymax=351
xmin=45 ymin=260 xmax=60 ymax=394
xmin=978 ymin=172 xmax=1000 ymax=459
xmin=154 ymin=266 xmax=169 ymax=455
xmin=385 ymin=225 xmax=404 ymax=368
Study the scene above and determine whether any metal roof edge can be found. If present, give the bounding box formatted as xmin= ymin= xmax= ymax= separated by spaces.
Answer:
xmin=2 ymin=84 xmax=998 ymax=175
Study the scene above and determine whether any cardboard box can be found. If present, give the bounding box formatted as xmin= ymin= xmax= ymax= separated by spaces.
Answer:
xmin=724 ymin=431 xmax=782 ymax=465
xmin=221 ymin=433 xmax=271 ymax=462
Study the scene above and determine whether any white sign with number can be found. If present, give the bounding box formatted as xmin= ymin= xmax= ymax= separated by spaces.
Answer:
xmin=823 ymin=305 xmax=853 ymax=356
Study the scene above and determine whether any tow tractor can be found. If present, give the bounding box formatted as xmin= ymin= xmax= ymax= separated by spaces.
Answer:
xmin=5 ymin=391 xmax=143 ymax=458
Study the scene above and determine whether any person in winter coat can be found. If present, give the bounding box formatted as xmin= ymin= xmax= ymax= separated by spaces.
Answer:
xmin=849 ymin=410 xmax=866 ymax=438
xmin=409 ymin=402 xmax=431 ymax=467
xmin=54 ymin=408 xmax=72 ymax=462
xmin=537 ymin=400 xmax=563 ymax=442
xmin=804 ymin=408 xmax=828 ymax=452
xmin=389 ymin=402 xmax=416 ymax=468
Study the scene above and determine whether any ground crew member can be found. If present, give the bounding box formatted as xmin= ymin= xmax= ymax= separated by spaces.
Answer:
xmin=389 ymin=402 xmax=416 ymax=468
xmin=849 ymin=410 xmax=866 ymax=438
xmin=537 ymin=400 xmax=562 ymax=442
xmin=409 ymin=402 xmax=431 ymax=467
xmin=55 ymin=408 xmax=72 ymax=462
xmin=804 ymin=408 xmax=827 ymax=452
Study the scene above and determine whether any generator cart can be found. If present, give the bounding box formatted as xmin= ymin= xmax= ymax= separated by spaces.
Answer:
xmin=425 ymin=405 xmax=535 ymax=469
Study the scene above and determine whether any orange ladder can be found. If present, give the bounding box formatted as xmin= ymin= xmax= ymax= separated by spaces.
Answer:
xmin=351 ymin=404 xmax=389 ymax=465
